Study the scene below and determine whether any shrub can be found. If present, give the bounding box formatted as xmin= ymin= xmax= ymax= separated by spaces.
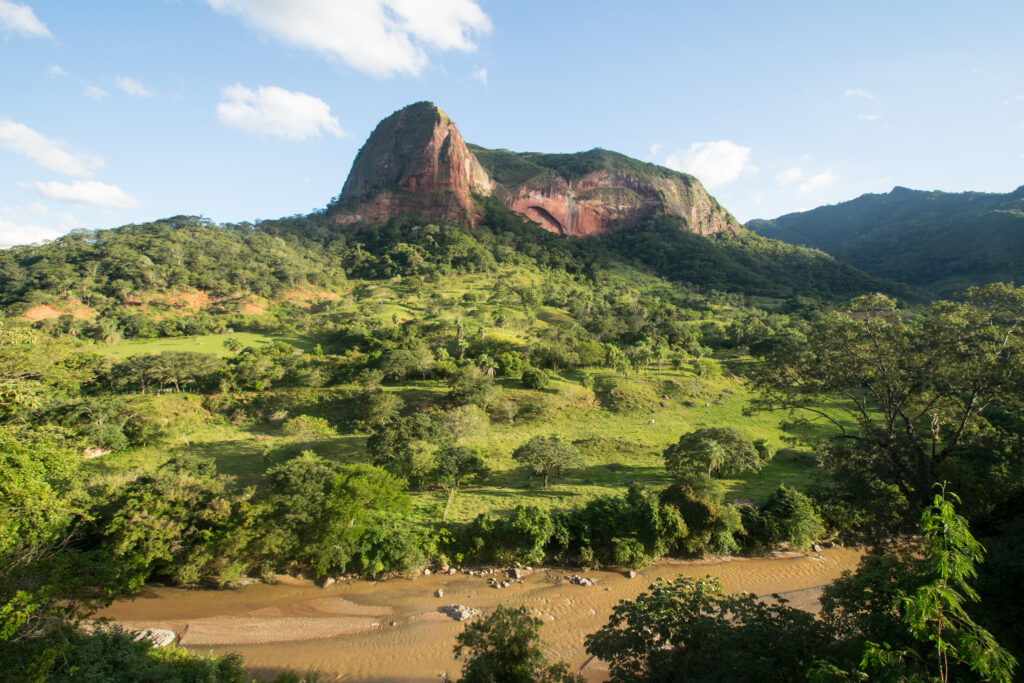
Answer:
xmin=521 ymin=367 xmax=550 ymax=390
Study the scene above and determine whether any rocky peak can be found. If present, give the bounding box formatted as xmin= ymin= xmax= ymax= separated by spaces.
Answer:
xmin=330 ymin=102 xmax=492 ymax=226
xmin=330 ymin=103 xmax=740 ymax=239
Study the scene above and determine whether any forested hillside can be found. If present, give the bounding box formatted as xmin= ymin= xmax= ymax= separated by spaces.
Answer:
xmin=1 ymin=203 xmax=1018 ymax=681
xmin=748 ymin=185 xmax=1024 ymax=295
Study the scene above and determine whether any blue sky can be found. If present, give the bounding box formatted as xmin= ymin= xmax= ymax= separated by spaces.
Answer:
xmin=1 ymin=0 xmax=1023 ymax=247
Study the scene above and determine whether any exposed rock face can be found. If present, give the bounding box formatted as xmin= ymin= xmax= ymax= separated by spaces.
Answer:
xmin=504 ymin=168 xmax=738 ymax=238
xmin=331 ymin=102 xmax=493 ymax=226
xmin=331 ymin=102 xmax=740 ymax=239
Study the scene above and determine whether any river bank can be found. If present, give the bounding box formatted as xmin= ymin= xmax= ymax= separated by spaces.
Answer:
xmin=98 ymin=546 xmax=863 ymax=682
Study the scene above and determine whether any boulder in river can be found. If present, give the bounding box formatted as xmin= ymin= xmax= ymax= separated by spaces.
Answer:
xmin=440 ymin=605 xmax=481 ymax=622
xmin=131 ymin=628 xmax=176 ymax=648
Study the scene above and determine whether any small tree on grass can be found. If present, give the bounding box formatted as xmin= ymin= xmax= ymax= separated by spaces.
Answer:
xmin=662 ymin=427 xmax=763 ymax=479
xmin=281 ymin=415 xmax=336 ymax=442
xmin=521 ymin=367 xmax=550 ymax=390
xmin=454 ymin=604 xmax=583 ymax=683
xmin=512 ymin=436 xmax=583 ymax=487
xmin=434 ymin=445 xmax=488 ymax=521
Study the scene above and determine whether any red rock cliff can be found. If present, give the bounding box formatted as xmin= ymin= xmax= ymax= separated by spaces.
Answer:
xmin=504 ymin=168 xmax=739 ymax=238
xmin=331 ymin=102 xmax=492 ymax=226
xmin=331 ymin=103 xmax=740 ymax=239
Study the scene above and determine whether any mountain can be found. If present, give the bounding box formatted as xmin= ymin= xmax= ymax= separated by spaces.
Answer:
xmin=747 ymin=186 xmax=1024 ymax=295
xmin=329 ymin=102 xmax=741 ymax=238
xmin=329 ymin=102 xmax=493 ymax=227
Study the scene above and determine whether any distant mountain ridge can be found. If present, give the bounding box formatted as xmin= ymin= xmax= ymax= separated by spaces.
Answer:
xmin=329 ymin=102 xmax=741 ymax=238
xmin=747 ymin=185 xmax=1024 ymax=295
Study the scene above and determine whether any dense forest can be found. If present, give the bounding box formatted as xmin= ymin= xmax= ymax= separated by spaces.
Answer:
xmin=748 ymin=185 xmax=1024 ymax=295
xmin=1 ymin=204 xmax=1020 ymax=681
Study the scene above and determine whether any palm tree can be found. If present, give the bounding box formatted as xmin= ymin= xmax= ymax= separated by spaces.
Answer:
xmin=477 ymin=354 xmax=497 ymax=378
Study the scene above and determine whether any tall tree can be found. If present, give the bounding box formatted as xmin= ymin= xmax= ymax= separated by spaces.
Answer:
xmin=512 ymin=436 xmax=583 ymax=488
xmin=751 ymin=285 xmax=1024 ymax=529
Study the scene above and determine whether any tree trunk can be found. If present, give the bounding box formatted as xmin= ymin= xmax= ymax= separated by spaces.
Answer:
xmin=443 ymin=487 xmax=456 ymax=521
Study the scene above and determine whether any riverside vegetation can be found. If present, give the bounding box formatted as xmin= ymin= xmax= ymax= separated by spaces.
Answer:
xmin=1 ymin=207 xmax=1021 ymax=681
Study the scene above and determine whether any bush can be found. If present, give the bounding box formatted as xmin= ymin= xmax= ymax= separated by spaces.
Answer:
xmin=282 ymin=415 xmax=337 ymax=441
xmin=521 ymin=367 xmax=550 ymax=390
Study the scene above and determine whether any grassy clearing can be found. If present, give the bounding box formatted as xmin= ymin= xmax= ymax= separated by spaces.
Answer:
xmin=84 ymin=355 xmax=830 ymax=521
xmin=95 ymin=331 xmax=311 ymax=359
xmin=79 ymin=271 xmax=832 ymax=524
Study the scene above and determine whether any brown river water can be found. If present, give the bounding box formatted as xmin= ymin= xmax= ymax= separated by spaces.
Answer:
xmin=98 ymin=547 xmax=863 ymax=682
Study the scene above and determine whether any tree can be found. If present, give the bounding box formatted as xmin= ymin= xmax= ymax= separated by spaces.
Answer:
xmin=512 ymin=436 xmax=583 ymax=487
xmin=751 ymin=286 xmax=1024 ymax=531
xmin=661 ymin=427 xmax=764 ymax=479
xmin=282 ymin=415 xmax=337 ymax=442
xmin=580 ymin=371 xmax=595 ymax=401
xmin=521 ymin=367 xmax=550 ymax=390
xmin=476 ymin=353 xmax=498 ymax=378
xmin=498 ymin=351 xmax=523 ymax=378
xmin=857 ymin=488 xmax=1017 ymax=682
xmin=434 ymin=445 xmax=488 ymax=521
xmin=584 ymin=575 xmax=830 ymax=682
xmin=454 ymin=604 xmax=583 ymax=683
xmin=448 ymin=366 xmax=499 ymax=408
xmin=359 ymin=390 xmax=405 ymax=430
xmin=742 ymin=485 xmax=824 ymax=551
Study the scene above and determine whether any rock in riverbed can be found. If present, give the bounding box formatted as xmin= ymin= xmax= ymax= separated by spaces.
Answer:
xmin=131 ymin=628 xmax=176 ymax=648
xmin=440 ymin=605 xmax=481 ymax=622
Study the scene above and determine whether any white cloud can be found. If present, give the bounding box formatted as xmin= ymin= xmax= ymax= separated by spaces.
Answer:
xmin=205 ymin=0 xmax=491 ymax=77
xmin=116 ymin=76 xmax=156 ymax=97
xmin=84 ymin=85 xmax=109 ymax=101
xmin=0 ymin=0 xmax=51 ymax=38
xmin=776 ymin=167 xmax=803 ymax=186
xmin=664 ymin=140 xmax=753 ymax=189
xmin=845 ymin=88 xmax=875 ymax=99
xmin=217 ymin=84 xmax=345 ymax=141
xmin=47 ymin=64 xmax=68 ymax=77
xmin=648 ymin=143 xmax=662 ymax=159
xmin=0 ymin=205 xmax=77 ymax=248
xmin=470 ymin=67 xmax=487 ymax=85
xmin=859 ymin=114 xmax=882 ymax=121
xmin=0 ymin=119 xmax=103 ymax=177
xmin=34 ymin=180 xmax=141 ymax=208
xmin=798 ymin=169 xmax=837 ymax=194
xmin=0 ymin=217 xmax=62 ymax=247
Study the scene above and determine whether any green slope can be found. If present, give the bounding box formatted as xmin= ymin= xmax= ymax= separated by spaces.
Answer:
xmin=748 ymin=185 xmax=1024 ymax=295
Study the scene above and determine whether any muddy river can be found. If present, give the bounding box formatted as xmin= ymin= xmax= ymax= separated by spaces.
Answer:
xmin=98 ymin=547 xmax=863 ymax=681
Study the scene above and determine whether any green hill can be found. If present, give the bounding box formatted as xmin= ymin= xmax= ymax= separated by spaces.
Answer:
xmin=747 ymin=185 xmax=1024 ymax=295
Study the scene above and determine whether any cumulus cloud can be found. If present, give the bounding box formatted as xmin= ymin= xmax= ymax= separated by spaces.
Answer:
xmin=664 ymin=140 xmax=753 ymax=189
xmin=34 ymin=180 xmax=141 ymax=208
xmin=0 ymin=205 xmax=77 ymax=248
xmin=84 ymin=85 xmax=108 ymax=101
xmin=116 ymin=76 xmax=156 ymax=97
xmin=845 ymin=88 xmax=875 ymax=99
xmin=469 ymin=67 xmax=487 ymax=85
xmin=0 ymin=0 xmax=51 ymax=38
xmin=776 ymin=167 xmax=803 ymax=186
xmin=0 ymin=217 xmax=63 ymax=247
xmin=0 ymin=119 xmax=103 ymax=177
xmin=205 ymin=0 xmax=491 ymax=77
xmin=217 ymin=84 xmax=345 ymax=140
xmin=47 ymin=64 xmax=68 ymax=77
xmin=798 ymin=169 xmax=837 ymax=194
xmin=648 ymin=143 xmax=662 ymax=159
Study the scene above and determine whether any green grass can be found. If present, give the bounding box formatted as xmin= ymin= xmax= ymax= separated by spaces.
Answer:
xmin=95 ymin=332 xmax=311 ymax=359
xmin=77 ymin=270 xmax=833 ymax=524
xmin=83 ymin=354 xmax=832 ymax=521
